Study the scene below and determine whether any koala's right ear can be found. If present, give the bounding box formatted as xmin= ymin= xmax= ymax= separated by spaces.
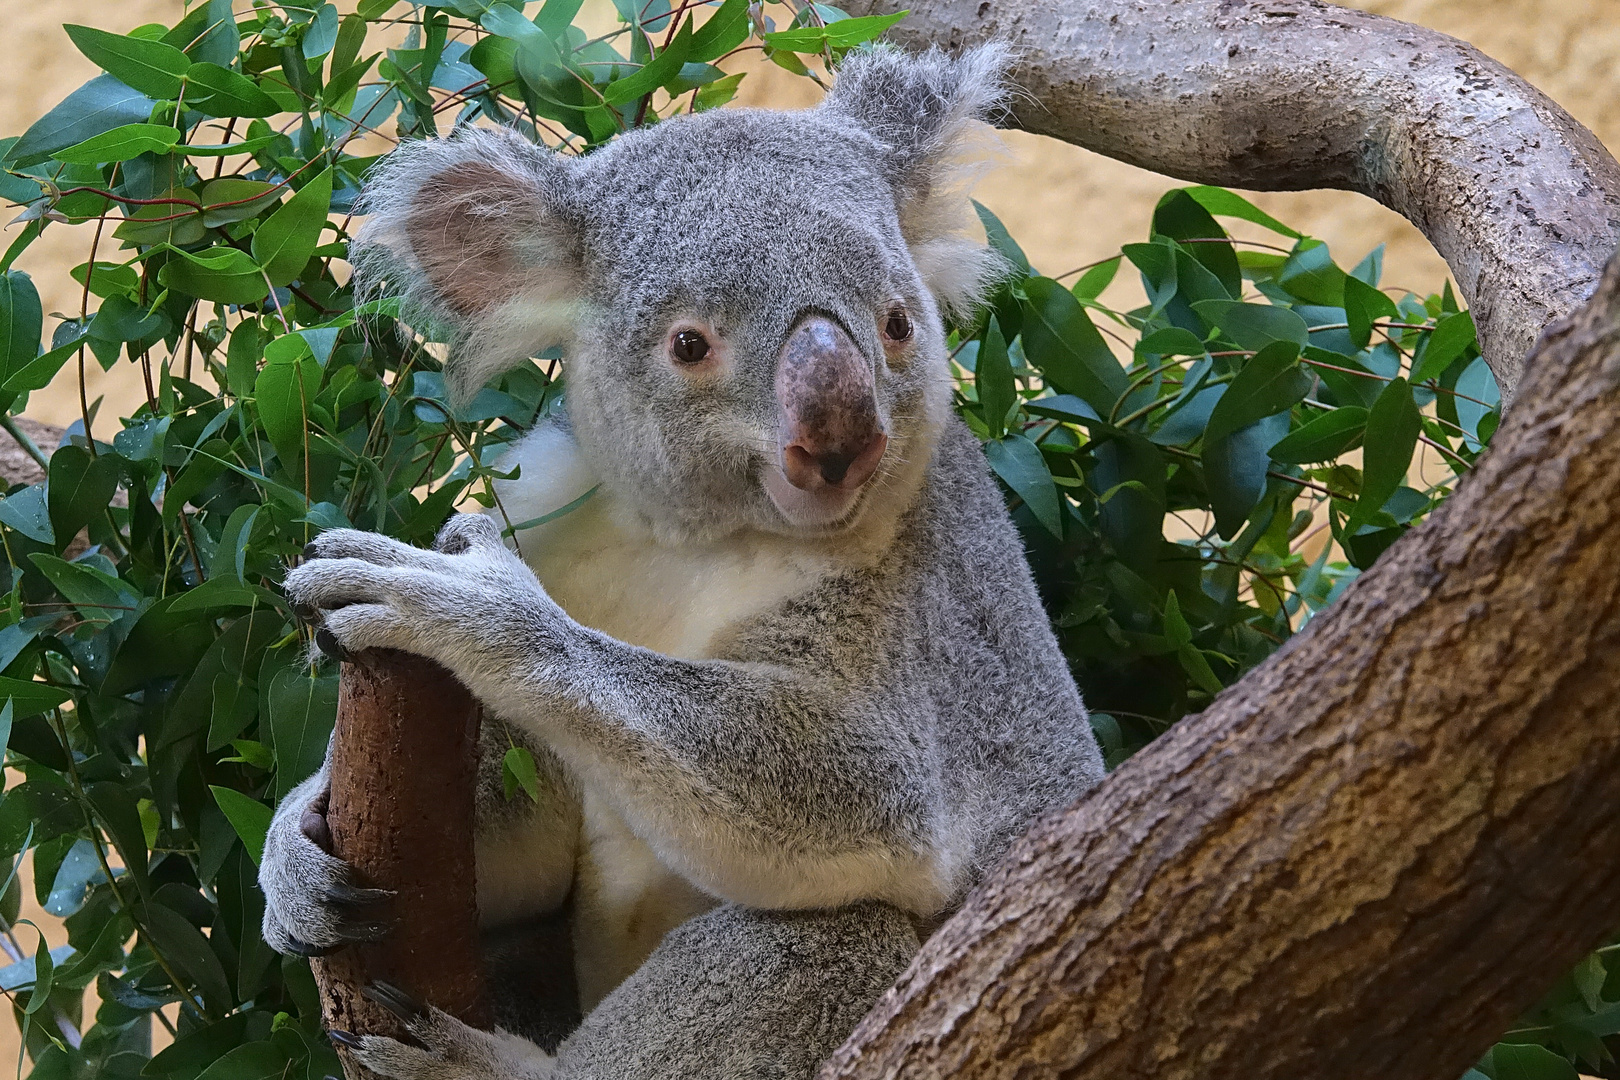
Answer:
xmin=820 ymin=44 xmax=1014 ymax=320
xmin=351 ymin=128 xmax=582 ymax=403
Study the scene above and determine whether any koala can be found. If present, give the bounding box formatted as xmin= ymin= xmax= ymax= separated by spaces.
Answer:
xmin=262 ymin=43 xmax=1107 ymax=1080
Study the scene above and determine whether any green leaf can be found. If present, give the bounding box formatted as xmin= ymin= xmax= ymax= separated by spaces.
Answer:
xmin=63 ymin=24 xmax=192 ymax=100
xmin=1154 ymin=189 xmax=1239 ymax=298
xmin=1020 ymin=277 xmax=1127 ymax=415
xmin=984 ymin=434 xmax=1062 ymax=537
xmin=1269 ymin=407 xmax=1368 ymax=464
xmin=199 ymin=179 xmax=281 ymax=228
xmin=1202 ymin=341 xmax=1308 ymax=447
xmin=0 ymin=484 xmax=52 ymax=544
xmin=267 ymin=668 xmax=339 ymax=801
xmin=194 ymin=1041 xmax=295 ymax=1080
xmin=163 ymin=0 xmax=240 ymax=66
xmin=51 ymin=122 xmax=180 ymax=164
xmin=1346 ymin=376 xmax=1421 ymax=534
xmin=251 ymin=167 xmax=332 ymax=287
xmin=1162 ymin=590 xmax=1192 ymax=649
xmin=209 ymin=787 xmax=271 ymax=865
xmin=156 ymin=245 xmax=270 ymax=305
xmin=140 ymin=900 xmax=232 ymax=1012
xmin=47 ymin=444 xmax=120 ymax=548
xmin=974 ymin=200 xmax=1030 ymax=277
xmin=5 ymin=76 xmax=155 ymax=167
xmin=255 ymin=337 xmax=321 ymax=463
xmin=1343 ymin=273 xmax=1399 ymax=351
xmin=690 ymin=0 xmax=752 ymax=61
xmin=765 ymin=10 xmax=907 ymax=51
xmin=1276 ymin=242 xmax=1346 ymax=307
xmin=1205 ymin=412 xmax=1287 ymax=539
xmin=1180 ymin=186 xmax=1303 ymax=238
xmin=0 ymin=271 xmax=43 ymax=386
xmin=1574 ymin=952 xmax=1607 ymax=1013
xmin=0 ymin=677 xmax=71 ymax=721
xmin=113 ymin=187 xmax=206 ymax=247
xmin=186 ymin=62 xmax=282 ymax=119
xmin=86 ymin=781 xmax=149 ymax=897
xmin=1178 ymin=643 xmax=1225 ymax=695
xmin=1072 ymin=256 xmax=1120 ymax=302
xmin=1487 ymin=1044 xmax=1578 ymax=1080
xmin=24 ymin=929 xmax=53 ymax=1013
xmin=1192 ymin=300 xmax=1310 ymax=351
xmin=1411 ymin=310 xmax=1477 ymax=383
xmin=976 ymin=316 xmax=1015 ymax=439
xmin=502 ymin=746 xmax=542 ymax=803
xmin=602 ymin=18 xmax=694 ymax=104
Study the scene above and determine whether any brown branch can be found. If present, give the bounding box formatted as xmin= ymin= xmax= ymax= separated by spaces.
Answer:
xmin=844 ymin=0 xmax=1620 ymax=401
xmin=822 ymin=247 xmax=1620 ymax=1080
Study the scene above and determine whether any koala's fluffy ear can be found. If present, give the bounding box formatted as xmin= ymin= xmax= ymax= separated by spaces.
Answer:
xmin=821 ymin=44 xmax=1014 ymax=319
xmin=351 ymin=128 xmax=582 ymax=403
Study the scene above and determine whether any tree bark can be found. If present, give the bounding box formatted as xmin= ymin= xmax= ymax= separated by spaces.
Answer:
xmin=822 ymin=242 xmax=1620 ymax=1077
xmin=311 ymin=649 xmax=489 ymax=1080
xmin=842 ymin=0 xmax=1620 ymax=400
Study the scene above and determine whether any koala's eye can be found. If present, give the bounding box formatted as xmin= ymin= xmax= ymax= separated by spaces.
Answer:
xmin=883 ymin=307 xmax=913 ymax=343
xmin=671 ymin=329 xmax=711 ymax=365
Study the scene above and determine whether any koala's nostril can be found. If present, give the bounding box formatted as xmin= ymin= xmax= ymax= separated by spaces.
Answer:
xmin=783 ymin=431 xmax=887 ymax=492
xmin=819 ymin=450 xmax=857 ymax=486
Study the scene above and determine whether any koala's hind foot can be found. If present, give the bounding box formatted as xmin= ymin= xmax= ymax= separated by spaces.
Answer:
xmin=260 ymin=767 xmax=393 ymax=955
xmin=340 ymin=902 xmax=918 ymax=1080
xmin=334 ymin=982 xmax=556 ymax=1080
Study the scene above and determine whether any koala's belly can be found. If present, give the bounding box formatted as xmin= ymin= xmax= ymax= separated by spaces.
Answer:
xmin=571 ymin=790 xmax=717 ymax=1010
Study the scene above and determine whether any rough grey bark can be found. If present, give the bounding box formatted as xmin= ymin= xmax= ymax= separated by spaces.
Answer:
xmin=843 ymin=0 xmax=1620 ymax=400
xmin=820 ymin=232 xmax=1620 ymax=1080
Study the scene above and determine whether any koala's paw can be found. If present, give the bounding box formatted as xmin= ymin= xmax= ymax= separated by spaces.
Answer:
xmin=285 ymin=515 xmax=563 ymax=678
xmin=330 ymin=982 xmax=555 ymax=1080
xmin=260 ymin=779 xmax=392 ymax=956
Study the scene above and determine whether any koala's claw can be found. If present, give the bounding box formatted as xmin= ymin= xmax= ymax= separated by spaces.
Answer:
xmin=283 ymin=935 xmax=341 ymax=958
xmin=363 ymin=980 xmax=426 ymax=1022
xmin=333 ymin=1004 xmax=555 ymax=1080
xmin=314 ymin=627 xmax=350 ymax=662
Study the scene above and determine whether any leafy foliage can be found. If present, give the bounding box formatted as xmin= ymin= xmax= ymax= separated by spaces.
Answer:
xmin=0 ymin=3 xmax=1599 ymax=1079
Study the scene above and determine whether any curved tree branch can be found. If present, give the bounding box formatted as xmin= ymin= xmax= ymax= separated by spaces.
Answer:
xmin=821 ymin=235 xmax=1620 ymax=1080
xmin=845 ymin=0 xmax=1620 ymax=399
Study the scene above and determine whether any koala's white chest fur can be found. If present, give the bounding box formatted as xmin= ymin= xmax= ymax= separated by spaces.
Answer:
xmin=492 ymin=422 xmax=829 ymax=1005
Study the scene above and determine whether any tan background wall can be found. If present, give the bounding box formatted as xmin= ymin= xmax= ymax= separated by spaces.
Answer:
xmin=0 ymin=0 xmax=1614 ymax=1053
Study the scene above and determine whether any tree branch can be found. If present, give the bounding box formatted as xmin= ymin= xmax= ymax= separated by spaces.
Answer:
xmin=822 ymin=239 xmax=1620 ymax=1077
xmin=844 ymin=0 xmax=1620 ymax=400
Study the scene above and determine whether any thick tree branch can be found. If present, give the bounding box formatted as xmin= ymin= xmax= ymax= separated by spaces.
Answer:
xmin=845 ymin=0 xmax=1620 ymax=399
xmin=822 ymin=245 xmax=1620 ymax=1077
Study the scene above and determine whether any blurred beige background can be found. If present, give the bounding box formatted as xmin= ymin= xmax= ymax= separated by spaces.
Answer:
xmin=0 ymin=0 xmax=1615 ymax=1057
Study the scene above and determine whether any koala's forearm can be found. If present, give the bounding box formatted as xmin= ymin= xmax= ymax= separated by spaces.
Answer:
xmin=467 ymin=625 xmax=958 ymax=912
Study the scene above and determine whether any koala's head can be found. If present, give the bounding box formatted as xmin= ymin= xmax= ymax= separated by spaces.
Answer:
xmin=354 ymin=44 xmax=1009 ymax=542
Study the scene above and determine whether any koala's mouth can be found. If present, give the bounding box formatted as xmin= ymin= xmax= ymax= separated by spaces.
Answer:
xmin=762 ymin=460 xmax=880 ymax=530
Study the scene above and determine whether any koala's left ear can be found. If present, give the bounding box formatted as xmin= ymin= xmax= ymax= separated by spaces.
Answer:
xmin=821 ymin=43 xmax=1013 ymax=318
xmin=351 ymin=127 xmax=583 ymax=403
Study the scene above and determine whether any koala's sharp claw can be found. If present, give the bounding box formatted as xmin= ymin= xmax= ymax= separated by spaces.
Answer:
xmin=291 ymin=600 xmax=316 ymax=622
xmin=323 ymin=881 xmax=394 ymax=908
xmin=315 ymin=627 xmax=350 ymax=662
xmin=363 ymin=980 xmax=425 ymax=1022
xmin=303 ymin=541 xmax=320 ymax=560
xmin=328 ymin=1030 xmax=363 ymax=1049
xmin=285 ymin=935 xmax=340 ymax=958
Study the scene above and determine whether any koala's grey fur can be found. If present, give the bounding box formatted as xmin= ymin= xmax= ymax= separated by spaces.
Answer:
xmin=264 ymin=42 xmax=1106 ymax=1080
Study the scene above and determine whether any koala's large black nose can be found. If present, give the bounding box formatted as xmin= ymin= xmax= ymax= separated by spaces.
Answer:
xmin=776 ymin=316 xmax=888 ymax=492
